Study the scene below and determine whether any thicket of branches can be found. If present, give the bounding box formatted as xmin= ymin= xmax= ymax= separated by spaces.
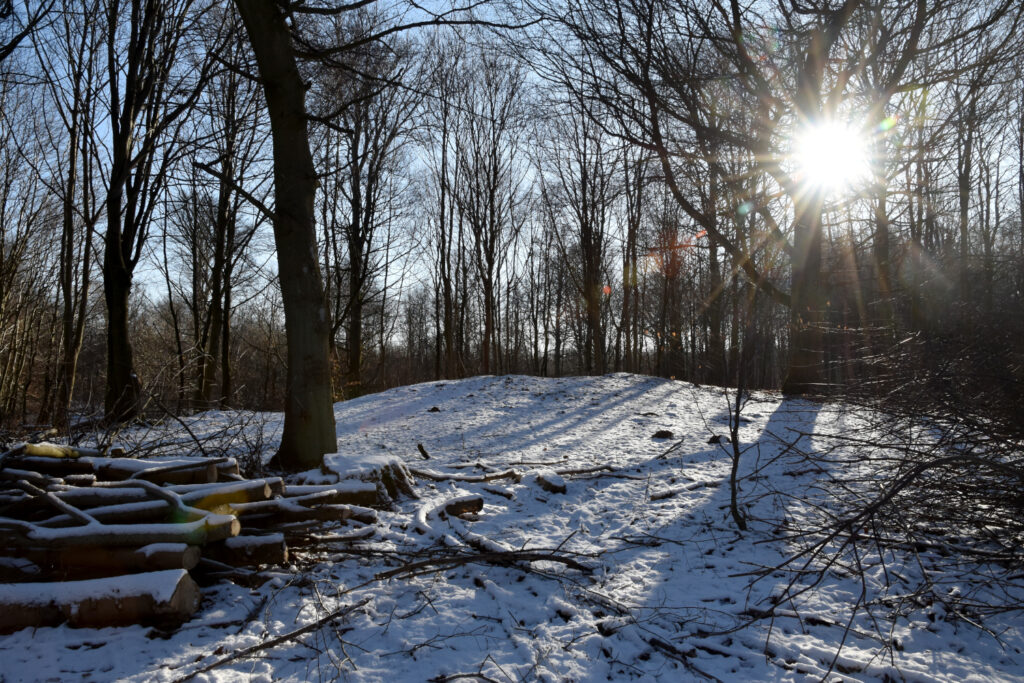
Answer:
xmin=0 ymin=0 xmax=1022 ymax=436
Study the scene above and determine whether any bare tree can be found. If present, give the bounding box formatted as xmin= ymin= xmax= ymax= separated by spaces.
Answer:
xmin=190 ymin=14 xmax=268 ymax=409
xmin=101 ymin=0 xmax=216 ymax=421
xmin=0 ymin=0 xmax=54 ymax=64
xmin=0 ymin=61 xmax=58 ymax=423
xmin=453 ymin=47 xmax=529 ymax=374
xmin=537 ymin=70 xmax=616 ymax=375
xmin=312 ymin=12 xmax=420 ymax=396
xmin=233 ymin=1 xmax=337 ymax=468
xmin=545 ymin=0 xmax=1023 ymax=394
xmin=420 ymin=34 xmax=467 ymax=380
xmin=30 ymin=0 xmax=105 ymax=428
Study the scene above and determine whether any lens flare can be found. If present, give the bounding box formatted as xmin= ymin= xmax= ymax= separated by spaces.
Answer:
xmin=794 ymin=121 xmax=871 ymax=193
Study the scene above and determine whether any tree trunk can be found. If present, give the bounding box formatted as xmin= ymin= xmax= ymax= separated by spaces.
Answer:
xmin=871 ymin=134 xmax=893 ymax=335
xmin=346 ymin=187 xmax=364 ymax=394
xmin=57 ymin=112 xmax=82 ymax=429
xmin=782 ymin=194 xmax=825 ymax=394
xmin=957 ymin=94 xmax=976 ymax=307
xmin=220 ymin=277 xmax=232 ymax=408
xmin=347 ymin=261 xmax=364 ymax=394
xmin=782 ymin=31 xmax=829 ymax=396
xmin=583 ymin=249 xmax=603 ymax=375
xmin=236 ymin=1 xmax=336 ymax=470
xmin=481 ymin=278 xmax=494 ymax=374
xmin=707 ymin=200 xmax=726 ymax=385
xmin=103 ymin=199 xmax=140 ymax=421
xmin=196 ymin=178 xmax=229 ymax=408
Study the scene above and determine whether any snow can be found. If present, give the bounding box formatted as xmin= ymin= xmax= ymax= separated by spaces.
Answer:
xmin=139 ymin=543 xmax=190 ymax=558
xmin=15 ymin=514 xmax=237 ymax=545
xmin=0 ymin=569 xmax=190 ymax=607
xmin=284 ymin=482 xmax=377 ymax=496
xmin=1 ymin=373 xmax=1021 ymax=682
xmin=223 ymin=534 xmax=284 ymax=550
xmin=323 ymin=452 xmax=410 ymax=477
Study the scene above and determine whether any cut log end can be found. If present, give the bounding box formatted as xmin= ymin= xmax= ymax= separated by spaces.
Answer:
xmin=444 ymin=496 xmax=484 ymax=518
xmin=205 ymin=535 xmax=288 ymax=567
xmin=534 ymin=469 xmax=567 ymax=495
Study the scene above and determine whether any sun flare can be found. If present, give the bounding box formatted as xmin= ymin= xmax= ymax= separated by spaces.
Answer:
xmin=794 ymin=122 xmax=871 ymax=193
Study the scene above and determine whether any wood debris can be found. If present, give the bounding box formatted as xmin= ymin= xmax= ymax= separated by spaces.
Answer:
xmin=0 ymin=441 xmax=385 ymax=633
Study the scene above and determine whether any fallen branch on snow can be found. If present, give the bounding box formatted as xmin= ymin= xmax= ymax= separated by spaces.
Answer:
xmin=172 ymin=597 xmax=371 ymax=683
xmin=375 ymin=548 xmax=593 ymax=579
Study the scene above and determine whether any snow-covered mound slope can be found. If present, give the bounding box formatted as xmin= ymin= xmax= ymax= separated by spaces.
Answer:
xmin=1 ymin=374 xmax=1021 ymax=682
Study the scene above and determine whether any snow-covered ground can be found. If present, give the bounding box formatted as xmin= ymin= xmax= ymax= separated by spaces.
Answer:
xmin=1 ymin=374 xmax=1021 ymax=682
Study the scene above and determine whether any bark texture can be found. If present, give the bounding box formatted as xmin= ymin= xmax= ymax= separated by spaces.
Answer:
xmin=236 ymin=0 xmax=336 ymax=469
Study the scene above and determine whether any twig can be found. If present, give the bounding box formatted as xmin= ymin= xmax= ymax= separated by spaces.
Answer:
xmin=172 ymin=597 xmax=371 ymax=683
xmin=376 ymin=548 xmax=593 ymax=579
xmin=410 ymin=467 xmax=519 ymax=483
xmin=644 ymin=635 xmax=724 ymax=683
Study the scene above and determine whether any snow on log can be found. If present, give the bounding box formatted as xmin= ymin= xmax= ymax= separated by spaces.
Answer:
xmin=0 ymin=556 xmax=40 ymax=581
xmin=232 ymin=500 xmax=355 ymax=528
xmin=407 ymin=464 xmax=611 ymax=485
xmin=0 ymin=543 xmax=200 ymax=580
xmin=178 ymin=479 xmax=274 ymax=509
xmin=0 ymin=467 xmax=60 ymax=487
xmin=282 ymin=482 xmax=379 ymax=506
xmin=300 ymin=525 xmax=376 ymax=545
xmin=38 ymin=499 xmax=206 ymax=528
xmin=321 ymin=454 xmax=418 ymax=504
xmin=531 ymin=469 xmax=567 ymax=494
xmin=414 ymin=495 xmax=484 ymax=537
xmin=50 ymin=478 xmax=281 ymax=509
xmin=127 ymin=457 xmax=240 ymax=485
xmin=649 ymin=480 xmax=719 ymax=501
xmin=204 ymin=534 xmax=288 ymax=566
xmin=1 ymin=513 xmax=240 ymax=547
xmin=0 ymin=569 xmax=201 ymax=632
xmin=38 ymin=477 xmax=265 ymax=528
xmin=409 ymin=467 xmax=519 ymax=483
xmin=445 ymin=496 xmax=484 ymax=517
xmin=11 ymin=452 xmax=239 ymax=485
xmin=177 ymin=476 xmax=283 ymax=496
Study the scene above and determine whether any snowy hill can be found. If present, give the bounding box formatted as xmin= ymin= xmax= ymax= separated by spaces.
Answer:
xmin=1 ymin=374 xmax=1021 ymax=682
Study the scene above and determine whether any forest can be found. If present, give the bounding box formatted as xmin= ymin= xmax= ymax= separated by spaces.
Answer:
xmin=1 ymin=0 xmax=1023 ymax=680
xmin=0 ymin=0 xmax=1019 ymax=448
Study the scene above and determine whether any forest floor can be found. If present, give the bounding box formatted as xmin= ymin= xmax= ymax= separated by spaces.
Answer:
xmin=1 ymin=373 xmax=1022 ymax=682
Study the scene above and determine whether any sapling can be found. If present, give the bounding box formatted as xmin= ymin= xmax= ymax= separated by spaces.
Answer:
xmin=726 ymin=383 xmax=747 ymax=531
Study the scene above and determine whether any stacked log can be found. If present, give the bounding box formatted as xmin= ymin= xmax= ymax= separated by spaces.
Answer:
xmin=0 ymin=442 xmax=381 ymax=632
xmin=0 ymin=569 xmax=201 ymax=631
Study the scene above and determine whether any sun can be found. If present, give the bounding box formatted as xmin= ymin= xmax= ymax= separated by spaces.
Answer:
xmin=793 ymin=121 xmax=871 ymax=194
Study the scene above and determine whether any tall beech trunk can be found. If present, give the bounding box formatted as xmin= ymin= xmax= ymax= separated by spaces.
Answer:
xmin=481 ymin=278 xmax=494 ymax=374
xmin=707 ymin=230 xmax=725 ymax=386
xmin=57 ymin=119 xmax=94 ymax=428
xmin=103 ymin=183 xmax=140 ymax=420
xmin=196 ymin=165 xmax=231 ymax=408
xmin=347 ymin=235 xmax=364 ymax=394
xmin=956 ymin=93 xmax=976 ymax=306
xmin=220 ymin=278 xmax=232 ymax=408
xmin=781 ymin=24 xmax=830 ymax=396
xmin=871 ymin=127 xmax=893 ymax=336
xmin=782 ymin=194 xmax=825 ymax=394
xmin=236 ymin=1 xmax=336 ymax=470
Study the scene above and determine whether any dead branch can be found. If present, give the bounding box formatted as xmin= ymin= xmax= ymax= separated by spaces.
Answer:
xmin=172 ymin=597 xmax=371 ymax=683
xmin=375 ymin=548 xmax=593 ymax=579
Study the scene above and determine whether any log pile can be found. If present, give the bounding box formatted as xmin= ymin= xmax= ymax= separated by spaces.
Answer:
xmin=0 ymin=442 xmax=381 ymax=632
